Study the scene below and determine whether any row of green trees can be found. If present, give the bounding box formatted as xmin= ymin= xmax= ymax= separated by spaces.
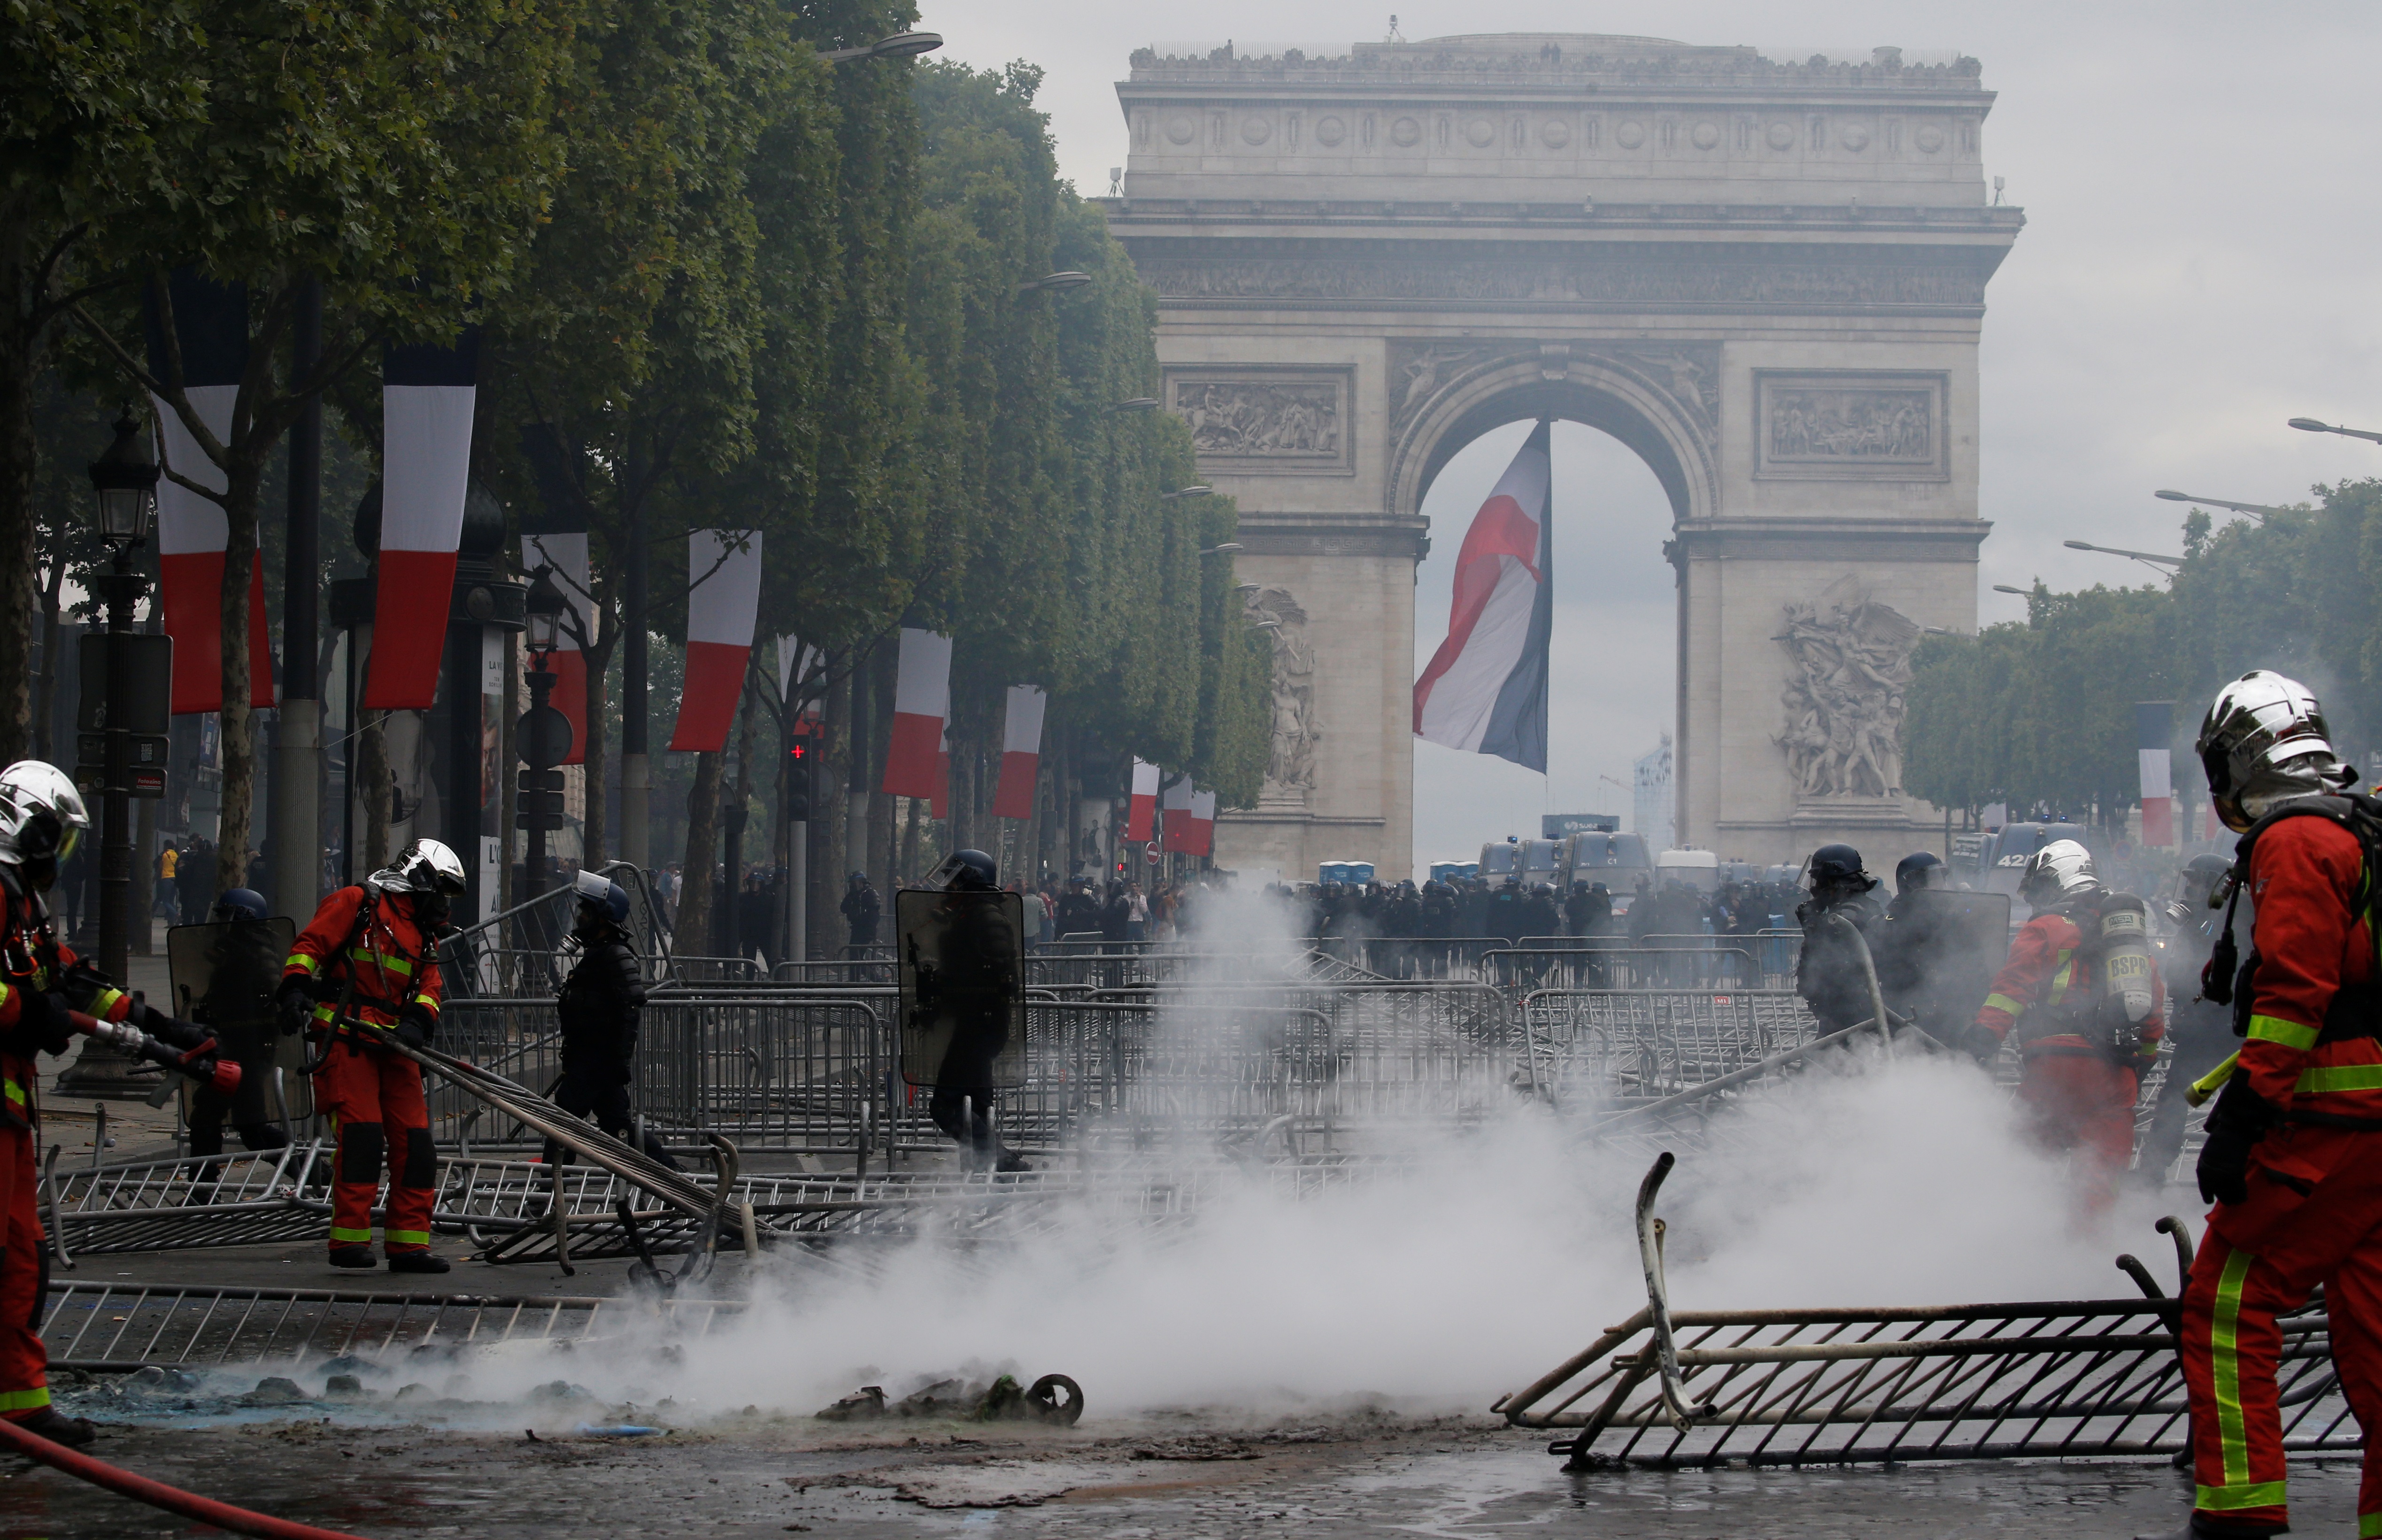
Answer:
xmin=5 ymin=1 xmax=1269 ymax=928
xmin=1902 ymin=478 xmax=2382 ymax=831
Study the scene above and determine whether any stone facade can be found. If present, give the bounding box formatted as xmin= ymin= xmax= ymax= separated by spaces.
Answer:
xmin=1103 ymin=33 xmax=2022 ymax=879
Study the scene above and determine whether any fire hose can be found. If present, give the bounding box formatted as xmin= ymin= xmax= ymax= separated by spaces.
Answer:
xmin=65 ymin=1009 xmax=239 ymax=1097
xmin=0 ymin=1414 xmax=370 ymax=1540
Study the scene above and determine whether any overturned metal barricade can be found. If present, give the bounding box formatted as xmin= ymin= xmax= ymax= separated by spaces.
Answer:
xmin=1498 ymin=1154 xmax=2354 ymax=1467
xmin=1519 ymin=989 xmax=1824 ymax=1114
xmin=42 ymin=1144 xmax=332 ymax=1260
xmin=40 ymin=1281 xmax=745 ymax=1371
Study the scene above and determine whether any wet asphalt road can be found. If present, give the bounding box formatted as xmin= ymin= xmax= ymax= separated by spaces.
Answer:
xmin=0 ymin=1415 xmax=2365 ymax=1539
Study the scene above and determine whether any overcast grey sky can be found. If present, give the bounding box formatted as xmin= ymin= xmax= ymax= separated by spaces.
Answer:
xmin=918 ymin=0 xmax=2382 ymax=866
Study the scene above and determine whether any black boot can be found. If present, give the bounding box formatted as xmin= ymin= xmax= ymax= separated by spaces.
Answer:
xmin=9 ymin=1407 xmax=96 ymax=1448
xmin=2132 ymin=1517 xmax=2285 ymax=1540
xmin=328 ymin=1245 xmax=378 ymax=1270
xmin=238 ymin=1123 xmax=291 ymax=1151
xmin=386 ymin=1251 xmax=451 ymax=1275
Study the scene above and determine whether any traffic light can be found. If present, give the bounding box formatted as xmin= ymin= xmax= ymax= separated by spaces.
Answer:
xmin=787 ymin=738 xmax=811 ymax=822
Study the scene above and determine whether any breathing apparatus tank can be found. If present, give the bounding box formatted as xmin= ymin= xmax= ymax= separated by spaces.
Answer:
xmin=2094 ymin=893 xmax=2158 ymax=1049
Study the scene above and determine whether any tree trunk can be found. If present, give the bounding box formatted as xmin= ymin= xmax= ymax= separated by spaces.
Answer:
xmin=31 ymin=533 xmax=65 ymax=761
xmin=580 ymin=615 xmax=615 ymax=867
xmin=0 ymin=247 xmax=42 ymax=768
xmin=677 ymin=749 xmax=723 ymax=953
xmin=358 ymin=708 xmax=390 ymax=873
xmin=215 ymin=458 xmax=267 ymax=892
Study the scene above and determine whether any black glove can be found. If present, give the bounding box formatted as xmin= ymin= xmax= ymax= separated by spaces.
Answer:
xmin=394 ymin=1001 xmax=436 ymax=1051
xmin=13 ymin=991 xmax=76 ymax=1057
xmin=274 ymin=976 xmax=318 ymax=1036
xmin=1956 ymin=1023 xmax=2004 ymax=1066
xmin=134 ymin=1004 xmax=211 ymax=1053
xmin=2197 ymin=1078 xmax=2278 ymax=1207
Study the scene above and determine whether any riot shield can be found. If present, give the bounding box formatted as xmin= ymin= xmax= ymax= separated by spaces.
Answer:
xmin=167 ymin=918 xmax=307 ymax=1121
xmin=1876 ymin=890 xmax=2013 ymax=1037
xmin=896 ymin=889 xmax=1026 ymax=1090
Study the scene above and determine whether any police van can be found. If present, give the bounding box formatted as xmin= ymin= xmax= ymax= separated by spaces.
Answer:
xmin=1557 ymin=831 xmax=1654 ymax=915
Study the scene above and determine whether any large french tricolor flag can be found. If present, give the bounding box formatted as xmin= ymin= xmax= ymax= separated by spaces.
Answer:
xmin=1125 ymin=759 xmax=1160 ymax=841
xmin=1187 ymin=789 xmax=1217 ymax=856
xmin=1412 ymin=419 xmax=1553 ymax=773
xmin=992 ymin=685 xmax=1046 ymax=819
xmin=521 ymin=531 xmax=592 ymax=764
xmin=2138 ymin=700 xmax=2174 ymax=847
xmin=667 ymin=530 xmax=763 ymax=752
xmin=1158 ymin=775 xmax=1195 ymax=852
xmin=881 ymin=629 xmax=951 ymax=798
xmin=145 ymin=270 xmax=273 ymax=715
xmin=364 ymin=333 xmax=480 ymax=710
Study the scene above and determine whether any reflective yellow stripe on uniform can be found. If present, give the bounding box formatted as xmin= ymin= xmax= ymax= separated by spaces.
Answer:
xmin=2360 ymin=1512 xmax=2382 ymax=1539
xmin=88 ymin=986 xmax=123 ymax=1019
xmin=2211 ymin=1246 xmax=2258 ymax=1498
xmin=285 ymin=953 xmax=318 ymax=974
xmin=329 ymin=1226 xmax=374 ymax=1244
xmin=2295 ymin=1064 xmax=2382 ymax=1095
xmin=2199 ymin=1481 xmax=2289 ymax=1512
xmin=1982 ymin=993 xmax=2025 ymax=1018
xmin=4 ymin=1081 xmax=25 ymax=1108
xmin=0 ymin=1387 xmax=52 ymax=1412
xmin=385 ymin=1230 xmax=430 ymax=1246
xmin=411 ymin=995 xmax=438 ymax=1016
xmin=2045 ymin=951 xmax=2079 ymax=1004
xmin=352 ymin=949 xmax=414 ymax=976
xmin=2248 ymin=1015 xmax=2320 ymax=1052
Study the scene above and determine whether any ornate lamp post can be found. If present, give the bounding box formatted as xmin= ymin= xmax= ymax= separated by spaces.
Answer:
xmin=516 ymin=567 xmax=570 ymax=901
xmin=86 ymin=411 xmax=158 ymax=982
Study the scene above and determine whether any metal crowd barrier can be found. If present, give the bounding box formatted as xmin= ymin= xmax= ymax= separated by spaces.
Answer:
xmin=1517 ymin=989 xmax=1824 ymax=1115
xmin=439 ymin=861 xmax=680 ymax=998
xmin=1499 ymin=1159 xmax=2350 ymax=1467
xmin=1485 ymin=947 xmax=1766 ymax=993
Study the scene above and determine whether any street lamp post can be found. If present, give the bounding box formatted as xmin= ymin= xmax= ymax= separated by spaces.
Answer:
xmin=2062 ymin=538 xmax=2183 ymax=575
xmin=516 ymin=567 xmax=571 ymax=904
xmin=2289 ymin=417 xmax=2382 ymax=446
xmin=2155 ymin=489 xmax=2293 ymax=522
xmin=85 ymin=411 xmax=157 ymax=985
xmin=818 ymin=30 xmax=942 ymax=62
xmin=1018 ymin=272 xmax=1092 ymax=295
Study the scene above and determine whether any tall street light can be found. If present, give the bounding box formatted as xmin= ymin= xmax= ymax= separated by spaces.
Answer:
xmin=2063 ymin=538 xmax=2183 ymax=576
xmin=1198 ymin=542 xmax=1242 ymax=557
xmin=85 ymin=410 xmax=157 ymax=985
xmin=1990 ymin=584 xmax=2030 ymax=596
xmin=1161 ymin=485 xmax=1211 ymax=500
xmin=2155 ymin=488 xmax=2293 ymax=522
xmin=2289 ymin=417 xmax=2382 ymax=446
xmin=818 ymin=30 xmax=942 ymax=62
xmin=1018 ymin=271 xmax=1092 ymax=294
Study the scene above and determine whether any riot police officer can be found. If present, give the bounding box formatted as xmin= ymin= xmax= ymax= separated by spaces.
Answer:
xmin=549 ymin=870 xmax=678 ymax=1169
xmin=912 ymin=850 xmax=1026 ymax=1172
xmin=183 ymin=888 xmax=291 ymax=1177
xmin=1795 ymin=844 xmax=1889 ymax=1032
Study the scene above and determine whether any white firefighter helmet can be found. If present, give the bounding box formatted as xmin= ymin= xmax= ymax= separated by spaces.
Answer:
xmin=2017 ymin=838 xmax=2100 ymax=910
xmin=368 ymin=838 xmax=469 ymax=898
xmin=2196 ymin=670 xmax=2355 ymax=831
xmin=0 ymin=761 xmax=90 ymax=869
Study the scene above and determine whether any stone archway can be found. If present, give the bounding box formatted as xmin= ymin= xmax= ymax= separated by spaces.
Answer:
xmin=1103 ymin=32 xmax=2020 ymax=879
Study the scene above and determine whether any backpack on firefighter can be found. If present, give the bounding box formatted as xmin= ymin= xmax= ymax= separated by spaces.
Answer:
xmin=2203 ymin=791 xmax=2382 ymax=1051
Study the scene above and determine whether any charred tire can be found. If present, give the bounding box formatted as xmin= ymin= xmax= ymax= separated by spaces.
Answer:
xmin=1028 ymin=1373 xmax=1083 ymax=1426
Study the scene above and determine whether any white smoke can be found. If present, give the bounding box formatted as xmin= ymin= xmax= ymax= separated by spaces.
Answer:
xmin=433 ymin=891 xmax=2192 ymax=1422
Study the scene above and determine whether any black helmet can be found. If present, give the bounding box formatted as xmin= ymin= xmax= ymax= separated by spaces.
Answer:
xmin=1807 ymin=844 xmax=1866 ymax=888
xmin=572 ymin=868 xmax=630 ymax=925
xmin=928 ymin=849 xmax=998 ymax=892
xmin=212 ymin=887 xmax=268 ymax=923
xmin=1893 ymin=851 xmax=1945 ymax=896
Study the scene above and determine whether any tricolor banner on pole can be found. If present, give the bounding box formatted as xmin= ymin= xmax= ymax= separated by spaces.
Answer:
xmin=1412 ymin=419 xmax=1553 ymax=773
xmin=776 ymin=637 xmax=822 ymax=723
xmin=881 ymin=628 xmax=951 ymax=798
xmin=1125 ymin=759 xmax=1160 ymax=842
xmin=667 ymin=530 xmax=763 ymax=753
xmin=2137 ymin=700 xmax=2175 ymax=847
xmin=992 ymin=685 xmax=1047 ymax=819
xmin=145 ymin=270 xmax=273 ymax=715
xmin=364 ymin=331 xmax=480 ymax=710
xmin=1188 ymin=789 xmax=1217 ymax=857
xmin=520 ymin=531 xmax=592 ymax=765
xmin=1158 ymin=775 xmax=1195 ymax=853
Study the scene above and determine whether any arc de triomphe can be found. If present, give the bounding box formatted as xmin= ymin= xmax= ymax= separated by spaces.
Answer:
xmin=1101 ymin=33 xmax=2023 ymax=880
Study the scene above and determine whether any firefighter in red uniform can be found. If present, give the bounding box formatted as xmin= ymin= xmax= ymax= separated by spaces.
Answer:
xmin=1963 ymin=838 xmax=2164 ymax=1212
xmin=276 ymin=838 xmax=465 ymax=1273
xmin=0 ymin=762 xmax=216 ymax=1445
xmin=2140 ymin=671 xmax=2382 ymax=1540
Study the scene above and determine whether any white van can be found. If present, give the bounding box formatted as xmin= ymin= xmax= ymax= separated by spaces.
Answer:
xmin=1654 ymin=847 xmax=1721 ymax=894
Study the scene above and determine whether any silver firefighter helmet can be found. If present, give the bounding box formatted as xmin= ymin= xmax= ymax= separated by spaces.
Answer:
xmin=368 ymin=837 xmax=469 ymax=898
xmin=2197 ymin=670 xmax=2355 ymax=831
xmin=0 ymin=760 xmax=89 ymax=870
xmin=2017 ymin=838 xmax=2100 ymax=911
